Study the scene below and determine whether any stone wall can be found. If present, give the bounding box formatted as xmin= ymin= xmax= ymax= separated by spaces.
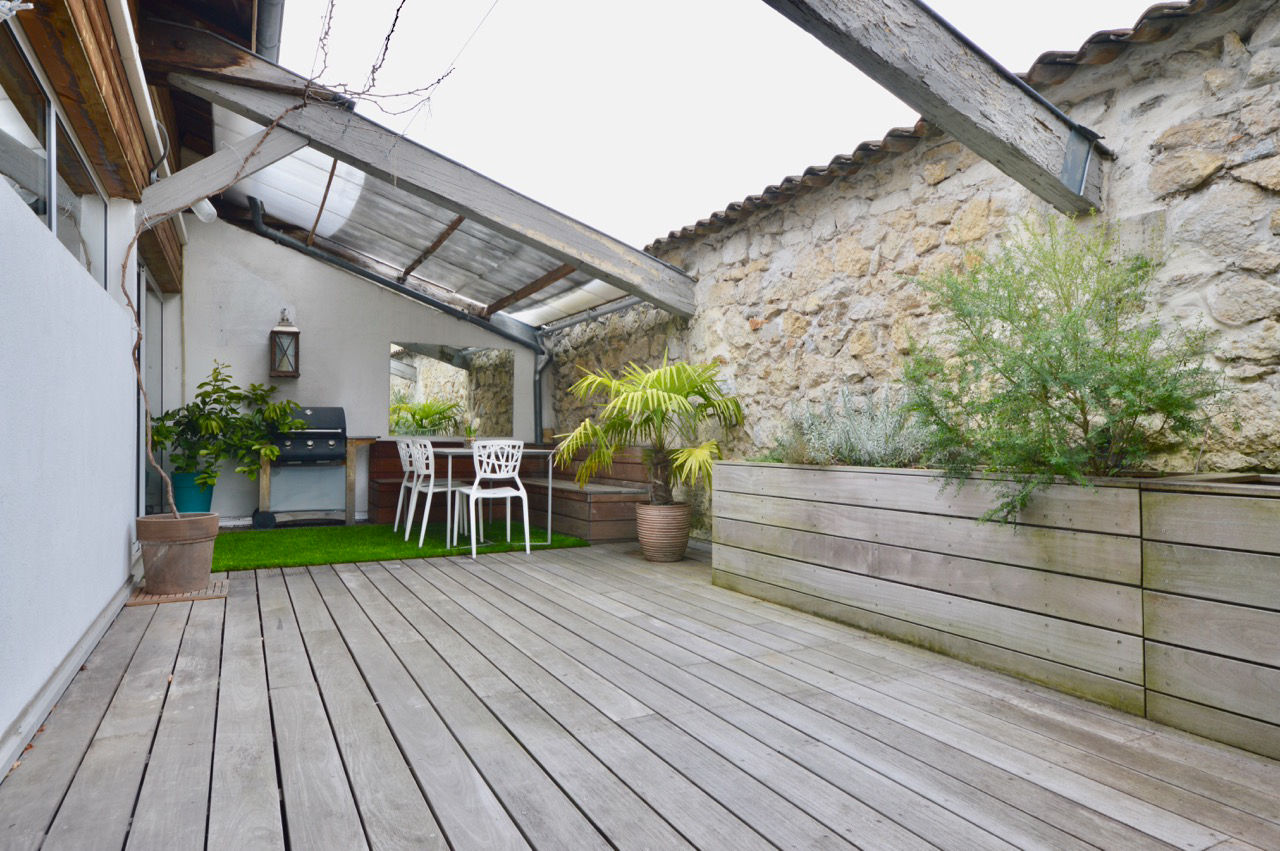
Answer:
xmin=468 ymin=348 xmax=514 ymax=437
xmin=390 ymin=353 xmax=468 ymax=411
xmin=548 ymin=0 xmax=1280 ymax=476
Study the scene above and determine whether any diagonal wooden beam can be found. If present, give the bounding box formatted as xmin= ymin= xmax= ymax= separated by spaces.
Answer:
xmin=141 ymin=21 xmax=696 ymax=317
xmin=136 ymin=126 xmax=307 ymax=228
xmin=398 ymin=214 xmax=464 ymax=283
xmin=760 ymin=0 xmax=1107 ymax=214
xmin=482 ymin=263 xmax=575 ymax=318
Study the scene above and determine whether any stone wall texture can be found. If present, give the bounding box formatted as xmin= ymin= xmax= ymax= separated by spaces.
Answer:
xmin=548 ymin=0 xmax=1280 ymax=477
xmin=390 ymin=353 xmax=468 ymax=411
xmin=468 ymin=348 xmax=514 ymax=437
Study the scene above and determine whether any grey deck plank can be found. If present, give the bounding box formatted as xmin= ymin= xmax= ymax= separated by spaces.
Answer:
xmin=570 ymin=546 xmax=1280 ymax=848
xmin=42 ymin=602 xmax=190 ymax=851
xmin=433 ymin=555 xmax=932 ymax=850
xmin=7 ymin=545 xmax=1280 ymax=850
xmin=301 ymin=564 xmax=514 ymax=851
xmin=551 ymin=550 xmax=1197 ymax=850
xmin=345 ymin=562 xmax=611 ymax=851
xmin=390 ymin=559 xmax=705 ymax=851
xmin=256 ymin=568 xmax=368 ymax=851
xmin=0 ymin=606 xmax=153 ymax=851
xmin=547 ymin=551 xmax=1176 ymax=849
xmin=470 ymin=553 xmax=988 ymax=850
xmin=207 ymin=572 xmax=284 ymax=850
xmin=399 ymin=557 xmax=752 ymax=849
xmin=281 ymin=567 xmax=446 ymax=851
xmin=126 ymin=598 xmax=224 ymax=851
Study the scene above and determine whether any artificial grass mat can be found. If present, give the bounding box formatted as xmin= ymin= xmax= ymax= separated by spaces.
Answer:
xmin=213 ymin=522 xmax=588 ymax=571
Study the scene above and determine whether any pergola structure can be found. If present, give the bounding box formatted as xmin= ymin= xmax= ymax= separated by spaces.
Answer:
xmin=137 ymin=20 xmax=696 ymax=348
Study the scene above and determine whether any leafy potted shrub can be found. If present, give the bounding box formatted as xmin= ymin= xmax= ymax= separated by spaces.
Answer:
xmin=150 ymin=361 xmax=303 ymax=511
xmin=554 ymin=356 xmax=743 ymax=561
xmin=904 ymin=215 xmax=1228 ymax=520
xmin=139 ymin=361 xmax=302 ymax=594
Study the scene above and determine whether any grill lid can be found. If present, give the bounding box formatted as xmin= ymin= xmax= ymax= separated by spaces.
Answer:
xmin=275 ymin=406 xmax=347 ymax=465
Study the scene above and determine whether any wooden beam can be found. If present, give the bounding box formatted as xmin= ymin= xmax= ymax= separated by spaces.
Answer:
xmin=136 ymin=126 xmax=307 ymax=228
xmin=21 ymin=0 xmax=153 ymax=200
xmin=483 ymin=263 xmax=575 ymax=318
xmin=398 ymin=214 xmax=464 ymax=283
xmin=760 ymin=0 xmax=1106 ymax=214
xmin=141 ymin=21 xmax=696 ymax=317
xmin=139 ymin=220 xmax=184 ymax=293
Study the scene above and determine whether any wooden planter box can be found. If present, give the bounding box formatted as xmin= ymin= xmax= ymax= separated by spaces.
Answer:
xmin=712 ymin=462 xmax=1280 ymax=760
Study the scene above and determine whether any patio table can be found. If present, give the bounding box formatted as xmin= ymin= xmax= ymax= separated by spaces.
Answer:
xmin=434 ymin=444 xmax=554 ymax=548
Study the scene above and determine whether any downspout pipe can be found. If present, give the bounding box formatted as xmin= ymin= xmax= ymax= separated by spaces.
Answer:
xmin=533 ymin=339 xmax=551 ymax=442
xmin=254 ymin=0 xmax=286 ymax=63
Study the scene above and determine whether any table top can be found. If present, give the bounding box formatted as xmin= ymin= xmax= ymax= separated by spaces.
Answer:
xmin=431 ymin=445 xmax=553 ymax=456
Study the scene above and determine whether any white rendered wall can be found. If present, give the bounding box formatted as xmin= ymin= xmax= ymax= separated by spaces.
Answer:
xmin=0 ymin=181 xmax=138 ymax=761
xmin=181 ymin=218 xmax=538 ymax=519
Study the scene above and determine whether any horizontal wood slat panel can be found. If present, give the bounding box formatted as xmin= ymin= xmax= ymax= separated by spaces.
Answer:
xmin=715 ymin=490 xmax=1140 ymax=584
xmin=1144 ymin=491 xmax=1280 ymax=553
xmin=1143 ymin=542 xmax=1280 ymax=611
xmin=1143 ymin=592 xmax=1280 ymax=668
xmin=714 ymin=544 xmax=1143 ymax=683
xmin=1146 ymin=693 xmax=1280 ymax=763
xmin=715 ymin=517 xmax=1141 ymax=633
xmin=711 ymin=555 xmax=1145 ymax=713
xmin=1146 ymin=643 xmax=1280 ymax=726
xmin=715 ymin=464 xmax=1140 ymax=535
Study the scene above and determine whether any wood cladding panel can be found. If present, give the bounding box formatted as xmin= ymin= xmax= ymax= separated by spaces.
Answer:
xmin=1144 ymin=490 xmax=1280 ymax=554
xmin=1145 ymin=643 xmax=1280 ymax=727
xmin=710 ymin=463 xmax=1280 ymax=754
xmin=715 ymin=517 xmax=1141 ymax=632
xmin=711 ymin=555 xmax=1146 ymax=715
xmin=715 ymin=489 xmax=1140 ymax=583
xmin=1143 ymin=541 xmax=1280 ymax=610
xmin=716 ymin=463 xmax=1140 ymax=535
xmin=713 ymin=544 xmax=1143 ymax=684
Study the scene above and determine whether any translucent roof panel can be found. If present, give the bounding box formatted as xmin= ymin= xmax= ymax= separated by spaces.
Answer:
xmin=210 ymin=104 xmax=630 ymax=328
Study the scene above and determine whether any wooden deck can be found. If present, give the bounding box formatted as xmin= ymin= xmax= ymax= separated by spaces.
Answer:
xmin=3 ymin=545 xmax=1279 ymax=850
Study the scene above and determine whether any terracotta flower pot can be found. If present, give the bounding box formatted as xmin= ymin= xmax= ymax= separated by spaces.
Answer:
xmin=634 ymin=503 xmax=691 ymax=562
xmin=136 ymin=512 xmax=219 ymax=595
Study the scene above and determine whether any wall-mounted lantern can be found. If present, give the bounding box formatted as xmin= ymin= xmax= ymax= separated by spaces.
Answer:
xmin=269 ymin=309 xmax=300 ymax=378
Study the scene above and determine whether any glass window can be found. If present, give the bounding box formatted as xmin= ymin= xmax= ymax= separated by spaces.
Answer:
xmin=56 ymin=120 xmax=108 ymax=288
xmin=0 ymin=23 xmax=48 ymax=221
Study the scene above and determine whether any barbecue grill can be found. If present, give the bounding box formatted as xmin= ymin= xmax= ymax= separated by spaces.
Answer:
xmin=254 ymin=406 xmax=349 ymax=528
xmin=274 ymin=406 xmax=346 ymax=465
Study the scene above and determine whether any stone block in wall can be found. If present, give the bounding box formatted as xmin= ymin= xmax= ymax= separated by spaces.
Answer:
xmin=1234 ymin=155 xmax=1280 ymax=191
xmin=1244 ymin=46 xmax=1280 ymax=87
xmin=1149 ymin=150 xmax=1225 ymax=196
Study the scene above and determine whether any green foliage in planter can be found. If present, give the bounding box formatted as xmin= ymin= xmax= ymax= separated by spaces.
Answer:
xmin=390 ymin=391 xmax=461 ymax=435
xmin=904 ymin=216 xmax=1227 ymax=521
xmin=150 ymin=361 xmax=305 ymax=489
xmin=553 ymin=356 xmax=743 ymax=505
xmin=771 ymin=389 xmax=927 ymax=467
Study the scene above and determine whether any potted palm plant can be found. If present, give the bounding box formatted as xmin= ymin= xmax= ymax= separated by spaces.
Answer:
xmin=554 ymin=356 xmax=743 ymax=561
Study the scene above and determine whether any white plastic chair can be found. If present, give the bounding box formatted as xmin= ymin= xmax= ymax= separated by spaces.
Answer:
xmin=454 ymin=439 xmax=529 ymax=558
xmin=403 ymin=438 xmax=464 ymax=547
xmin=391 ymin=439 xmax=414 ymax=534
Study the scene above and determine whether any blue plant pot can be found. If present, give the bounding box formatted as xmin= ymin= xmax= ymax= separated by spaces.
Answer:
xmin=171 ymin=472 xmax=214 ymax=513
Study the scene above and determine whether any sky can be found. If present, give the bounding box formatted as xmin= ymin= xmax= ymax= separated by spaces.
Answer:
xmin=278 ymin=0 xmax=1165 ymax=248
